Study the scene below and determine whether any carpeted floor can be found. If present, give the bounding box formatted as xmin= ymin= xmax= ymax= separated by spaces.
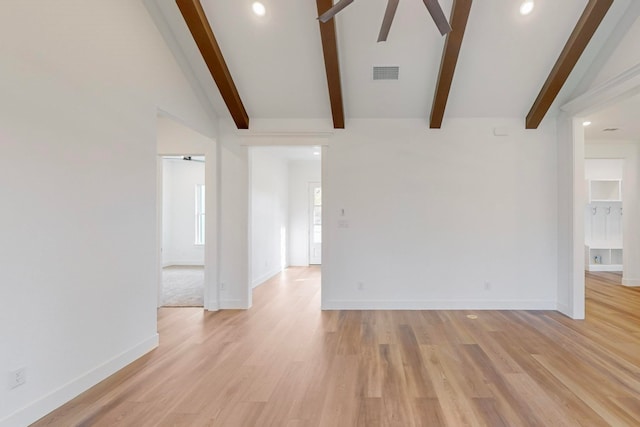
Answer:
xmin=162 ymin=266 xmax=204 ymax=307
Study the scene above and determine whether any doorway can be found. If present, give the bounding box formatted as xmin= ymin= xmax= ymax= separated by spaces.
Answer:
xmin=561 ymin=81 xmax=640 ymax=318
xmin=155 ymin=113 xmax=218 ymax=311
xmin=583 ymin=159 xmax=624 ymax=275
xmin=160 ymin=155 xmax=205 ymax=307
xmin=248 ymin=146 xmax=322 ymax=293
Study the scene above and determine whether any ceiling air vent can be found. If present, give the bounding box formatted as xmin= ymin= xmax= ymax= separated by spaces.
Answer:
xmin=373 ymin=66 xmax=399 ymax=80
xmin=603 ymin=128 xmax=619 ymax=132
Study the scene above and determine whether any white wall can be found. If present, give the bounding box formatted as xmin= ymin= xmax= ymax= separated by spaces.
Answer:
xmin=585 ymin=158 xmax=624 ymax=180
xmin=218 ymin=120 xmax=250 ymax=308
xmin=162 ymin=159 xmax=205 ymax=266
xmin=250 ymin=149 xmax=289 ymax=287
xmin=585 ymin=141 xmax=640 ymax=286
xmin=322 ymin=119 xmax=559 ymax=310
xmin=0 ymin=2 xmax=217 ymax=425
xmin=288 ymin=160 xmax=322 ymax=266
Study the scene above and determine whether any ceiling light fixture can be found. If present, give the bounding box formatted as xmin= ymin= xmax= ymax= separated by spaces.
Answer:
xmin=252 ymin=1 xmax=266 ymax=16
xmin=313 ymin=151 xmax=320 ymax=156
xmin=520 ymin=0 xmax=534 ymax=15
xmin=583 ymin=121 xmax=592 ymax=126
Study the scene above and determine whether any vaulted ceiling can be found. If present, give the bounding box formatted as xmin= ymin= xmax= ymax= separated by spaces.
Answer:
xmin=147 ymin=0 xmax=636 ymax=130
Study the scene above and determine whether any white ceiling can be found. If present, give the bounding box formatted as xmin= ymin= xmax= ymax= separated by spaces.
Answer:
xmin=150 ymin=0 xmax=635 ymax=125
xmin=200 ymin=0 xmax=330 ymax=119
xmin=585 ymin=92 xmax=640 ymax=141
xmin=337 ymin=0 xmax=586 ymax=118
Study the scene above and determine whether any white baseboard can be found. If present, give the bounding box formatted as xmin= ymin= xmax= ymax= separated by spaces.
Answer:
xmin=219 ymin=299 xmax=249 ymax=309
xmin=0 ymin=334 xmax=159 ymax=427
xmin=556 ymin=302 xmax=571 ymax=317
xmin=251 ymin=268 xmax=283 ymax=289
xmin=555 ymin=302 xmax=584 ymax=319
xmin=622 ymin=278 xmax=640 ymax=287
xmin=206 ymin=298 xmax=219 ymax=311
xmin=321 ymin=299 xmax=558 ymax=311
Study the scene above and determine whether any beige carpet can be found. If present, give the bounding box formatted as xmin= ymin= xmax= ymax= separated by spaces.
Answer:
xmin=162 ymin=266 xmax=204 ymax=307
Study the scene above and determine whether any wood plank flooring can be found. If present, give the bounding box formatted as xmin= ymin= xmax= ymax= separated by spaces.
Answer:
xmin=33 ymin=269 xmax=640 ymax=426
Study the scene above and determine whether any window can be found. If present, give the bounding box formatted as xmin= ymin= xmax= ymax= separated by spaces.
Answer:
xmin=313 ymin=187 xmax=321 ymax=244
xmin=195 ymin=184 xmax=205 ymax=245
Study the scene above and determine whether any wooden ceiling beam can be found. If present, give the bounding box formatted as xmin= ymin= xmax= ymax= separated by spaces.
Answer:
xmin=526 ymin=0 xmax=613 ymax=129
xmin=429 ymin=0 xmax=473 ymax=129
xmin=316 ymin=0 xmax=346 ymax=129
xmin=176 ymin=0 xmax=249 ymax=129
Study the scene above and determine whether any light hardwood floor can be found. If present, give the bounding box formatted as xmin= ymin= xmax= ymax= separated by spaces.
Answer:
xmin=33 ymin=268 xmax=640 ymax=426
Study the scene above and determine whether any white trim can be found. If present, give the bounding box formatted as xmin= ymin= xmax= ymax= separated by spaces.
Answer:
xmin=207 ymin=298 xmax=220 ymax=311
xmin=557 ymin=302 xmax=571 ymax=317
xmin=561 ymin=63 xmax=640 ymax=116
xmin=219 ymin=299 xmax=250 ymax=309
xmin=308 ymin=182 xmax=322 ymax=265
xmin=0 ymin=334 xmax=159 ymax=427
xmin=251 ymin=268 xmax=283 ymax=289
xmin=622 ymin=278 xmax=640 ymax=287
xmin=247 ymin=149 xmax=254 ymax=309
xmin=320 ymin=145 xmax=328 ymax=308
xmin=322 ymin=300 xmax=557 ymax=311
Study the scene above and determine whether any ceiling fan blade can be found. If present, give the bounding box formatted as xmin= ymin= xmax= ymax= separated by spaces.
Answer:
xmin=318 ymin=0 xmax=355 ymax=23
xmin=422 ymin=0 xmax=452 ymax=35
xmin=377 ymin=0 xmax=400 ymax=42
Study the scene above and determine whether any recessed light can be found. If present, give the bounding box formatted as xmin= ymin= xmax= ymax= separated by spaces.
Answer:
xmin=313 ymin=152 xmax=320 ymax=156
xmin=520 ymin=0 xmax=534 ymax=15
xmin=583 ymin=121 xmax=592 ymax=127
xmin=252 ymin=2 xmax=266 ymax=16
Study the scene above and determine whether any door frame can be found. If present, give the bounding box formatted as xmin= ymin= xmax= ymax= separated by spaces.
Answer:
xmin=241 ymin=136 xmax=330 ymax=309
xmin=155 ymin=113 xmax=219 ymax=312
xmin=560 ymin=64 xmax=640 ymax=318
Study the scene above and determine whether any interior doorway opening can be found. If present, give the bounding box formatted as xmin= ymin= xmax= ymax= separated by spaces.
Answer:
xmin=580 ymin=95 xmax=640 ymax=288
xmin=562 ymin=82 xmax=640 ymax=319
xmin=248 ymin=145 xmax=323 ymax=302
xmin=160 ymin=155 xmax=206 ymax=307
xmin=155 ymin=113 xmax=218 ymax=311
xmin=583 ymin=159 xmax=624 ymax=275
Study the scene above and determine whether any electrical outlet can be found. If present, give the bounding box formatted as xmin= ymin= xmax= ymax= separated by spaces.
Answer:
xmin=220 ymin=282 xmax=226 ymax=291
xmin=484 ymin=281 xmax=491 ymax=291
xmin=8 ymin=367 xmax=26 ymax=389
xmin=357 ymin=282 xmax=364 ymax=291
